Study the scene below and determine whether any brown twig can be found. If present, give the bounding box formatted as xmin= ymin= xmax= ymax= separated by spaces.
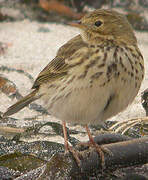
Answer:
xmin=79 ymin=137 xmax=148 ymax=173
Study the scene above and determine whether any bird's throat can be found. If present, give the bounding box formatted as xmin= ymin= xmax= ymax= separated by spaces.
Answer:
xmin=80 ymin=30 xmax=113 ymax=45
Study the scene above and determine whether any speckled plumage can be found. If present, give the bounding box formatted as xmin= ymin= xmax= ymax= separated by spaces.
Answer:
xmin=4 ymin=9 xmax=144 ymax=128
xmin=3 ymin=10 xmax=144 ymax=165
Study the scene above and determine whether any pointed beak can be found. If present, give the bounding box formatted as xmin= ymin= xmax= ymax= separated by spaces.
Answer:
xmin=67 ymin=20 xmax=85 ymax=29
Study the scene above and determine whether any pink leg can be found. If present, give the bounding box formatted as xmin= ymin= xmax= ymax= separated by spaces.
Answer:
xmin=62 ymin=121 xmax=81 ymax=165
xmin=85 ymin=125 xmax=105 ymax=167
xmin=62 ymin=121 xmax=69 ymax=152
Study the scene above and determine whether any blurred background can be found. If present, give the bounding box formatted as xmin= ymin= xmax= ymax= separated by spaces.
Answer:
xmin=0 ymin=0 xmax=148 ymax=31
xmin=0 ymin=1 xmax=148 ymax=179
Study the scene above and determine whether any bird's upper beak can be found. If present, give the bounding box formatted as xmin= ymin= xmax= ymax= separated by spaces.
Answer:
xmin=68 ymin=20 xmax=85 ymax=29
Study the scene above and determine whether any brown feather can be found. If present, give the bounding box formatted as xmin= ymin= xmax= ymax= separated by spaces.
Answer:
xmin=32 ymin=35 xmax=87 ymax=89
xmin=3 ymin=89 xmax=39 ymax=117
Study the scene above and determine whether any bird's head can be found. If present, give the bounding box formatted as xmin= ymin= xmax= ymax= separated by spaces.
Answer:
xmin=69 ymin=9 xmax=137 ymax=45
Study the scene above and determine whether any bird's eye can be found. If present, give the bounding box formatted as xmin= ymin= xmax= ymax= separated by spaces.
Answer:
xmin=94 ymin=20 xmax=102 ymax=27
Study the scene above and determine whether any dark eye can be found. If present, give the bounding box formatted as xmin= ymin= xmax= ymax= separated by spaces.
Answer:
xmin=94 ymin=20 xmax=102 ymax=27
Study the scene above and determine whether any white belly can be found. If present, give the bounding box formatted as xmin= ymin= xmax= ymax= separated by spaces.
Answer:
xmin=39 ymin=75 xmax=139 ymax=125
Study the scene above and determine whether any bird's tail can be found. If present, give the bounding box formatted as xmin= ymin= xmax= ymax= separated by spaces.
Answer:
xmin=3 ymin=89 xmax=39 ymax=117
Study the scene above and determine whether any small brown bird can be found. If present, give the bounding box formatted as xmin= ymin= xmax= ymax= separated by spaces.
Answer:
xmin=4 ymin=9 xmax=144 ymax=166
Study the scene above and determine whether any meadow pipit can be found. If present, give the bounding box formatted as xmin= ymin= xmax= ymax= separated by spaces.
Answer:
xmin=3 ymin=9 xmax=144 ymax=166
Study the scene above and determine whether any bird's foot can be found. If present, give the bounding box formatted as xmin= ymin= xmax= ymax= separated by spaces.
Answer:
xmin=65 ymin=143 xmax=81 ymax=166
xmin=89 ymin=142 xmax=111 ymax=169
xmin=79 ymin=140 xmax=106 ymax=168
xmin=84 ymin=125 xmax=113 ymax=169
xmin=62 ymin=121 xmax=81 ymax=166
xmin=76 ymin=141 xmax=113 ymax=169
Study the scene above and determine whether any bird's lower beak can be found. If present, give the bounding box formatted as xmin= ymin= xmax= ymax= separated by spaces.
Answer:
xmin=68 ymin=20 xmax=85 ymax=29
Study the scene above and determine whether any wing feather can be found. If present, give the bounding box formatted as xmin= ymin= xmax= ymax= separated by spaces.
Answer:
xmin=32 ymin=35 xmax=87 ymax=88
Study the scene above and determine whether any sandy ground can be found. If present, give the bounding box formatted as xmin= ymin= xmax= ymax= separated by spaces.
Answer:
xmin=0 ymin=20 xmax=148 ymax=143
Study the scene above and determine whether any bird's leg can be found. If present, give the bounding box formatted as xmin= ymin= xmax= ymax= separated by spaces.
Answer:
xmin=62 ymin=121 xmax=81 ymax=165
xmin=62 ymin=121 xmax=69 ymax=152
xmin=85 ymin=125 xmax=106 ymax=168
